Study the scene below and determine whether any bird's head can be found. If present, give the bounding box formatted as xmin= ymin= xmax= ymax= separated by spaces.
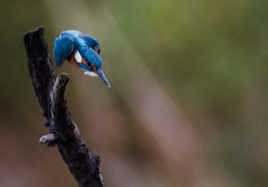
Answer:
xmin=76 ymin=41 xmax=111 ymax=87
xmin=80 ymin=34 xmax=101 ymax=54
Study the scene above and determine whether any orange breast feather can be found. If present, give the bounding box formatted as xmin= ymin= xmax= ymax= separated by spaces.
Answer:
xmin=68 ymin=57 xmax=79 ymax=67
xmin=81 ymin=58 xmax=88 ymax=65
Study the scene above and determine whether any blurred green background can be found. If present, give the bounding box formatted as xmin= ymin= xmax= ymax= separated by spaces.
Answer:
xmin=0 ymin=0 xmax=267 ymax=186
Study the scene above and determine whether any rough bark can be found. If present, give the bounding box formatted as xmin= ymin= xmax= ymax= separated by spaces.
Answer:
xmin=24 ymin=26 xmax=104 ymax=187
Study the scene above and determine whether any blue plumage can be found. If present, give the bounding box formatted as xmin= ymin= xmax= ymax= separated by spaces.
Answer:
xmin=54 ymin=35 xmax=74 ymax=66
xmin=81 ymin=35 xmax=100 ymax=52
xmin=54 ymin=30 xmax=111 ymax=87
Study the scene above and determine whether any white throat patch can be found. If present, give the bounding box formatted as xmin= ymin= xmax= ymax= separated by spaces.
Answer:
xmin=84 ymin=71 xmax=98 ymax=77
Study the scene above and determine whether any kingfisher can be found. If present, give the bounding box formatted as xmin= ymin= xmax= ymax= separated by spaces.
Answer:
xmin=54 ymin=30 xmax=111 ymax=87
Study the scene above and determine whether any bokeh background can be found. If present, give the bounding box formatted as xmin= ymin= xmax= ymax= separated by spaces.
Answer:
xmin=0 ymin=0 xmax=268 ymax=186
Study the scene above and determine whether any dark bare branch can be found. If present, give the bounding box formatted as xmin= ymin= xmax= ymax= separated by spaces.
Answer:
xmin=24 ymin=26 xmax=54 ymax=126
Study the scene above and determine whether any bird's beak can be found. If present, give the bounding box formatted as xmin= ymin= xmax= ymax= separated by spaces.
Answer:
xmin=96 ymin=68 xmax=111 ymax=88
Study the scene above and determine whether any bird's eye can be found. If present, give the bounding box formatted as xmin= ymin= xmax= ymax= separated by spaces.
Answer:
xmin=94 ymin=47 xmax=101 ymax=55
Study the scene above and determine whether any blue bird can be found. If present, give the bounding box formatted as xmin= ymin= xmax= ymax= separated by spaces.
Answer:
xmin=54 ymin=30 xmax=111 ymax=87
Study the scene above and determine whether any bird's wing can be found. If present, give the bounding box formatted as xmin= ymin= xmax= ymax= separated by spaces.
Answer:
xmin=54 ymin=35 xmax=74 ymax=66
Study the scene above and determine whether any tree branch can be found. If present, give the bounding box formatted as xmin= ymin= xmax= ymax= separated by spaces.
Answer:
xmin=24 ymin=26 xmax=104 ymax=187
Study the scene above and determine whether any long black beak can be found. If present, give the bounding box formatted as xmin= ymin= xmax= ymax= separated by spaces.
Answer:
xmin=96 ymin=68 xmax=111 ymax=88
